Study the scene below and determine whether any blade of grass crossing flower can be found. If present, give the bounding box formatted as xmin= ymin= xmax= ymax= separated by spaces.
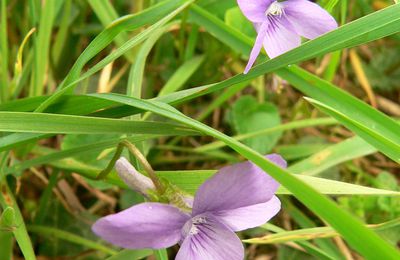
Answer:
xmin=245 ymin=218 xmax=400 ymax=244
xmin=89 ymin=93 xmax=400 ymax=259
xmin=18 ymin=144 xmax=399 ymax=197
xmin=154 ymin=249 xmax=168 ymax=260
xmin=186 ymin=4 xmax=400 ymax=162
xmin=0 ymin=181 xmax=36 ymax=260
xmin=255 ymin=224 xmax=337 ymax=260
xmin=158 ymin=3 xmax=400 ymax=104
xmin=280 ymin=199 xmax=345 ymax=260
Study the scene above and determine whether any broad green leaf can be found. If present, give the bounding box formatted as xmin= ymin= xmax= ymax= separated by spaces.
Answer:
xmin=229 ymin=96 xmax=281 ymax=154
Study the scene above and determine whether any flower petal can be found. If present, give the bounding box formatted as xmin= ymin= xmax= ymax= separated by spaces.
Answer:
xmin=92 ymin=203 xmax=189 ymax=249
xmin=282 ymin=0 xmax=338 ymax=39
xmin=244 ymin=21 xmax=269 ymax=74
xmin=210 ymin=196 xmax=281 ymax=231
xmin=237 ymin=0 xmax=274 ymax=23
xmin=263 ymin=16 xmax=301 ymax=58
xmin=176 ymin=216 xmax=244 ymax=260
xmin=192 ymin=154 xmax=285 ymax=216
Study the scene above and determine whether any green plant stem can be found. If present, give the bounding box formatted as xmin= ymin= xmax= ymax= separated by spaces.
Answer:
xmin=27 ymin=225 xmax=117 ymax=255
xmin=0 ymin=179 xmax=36 ymax=260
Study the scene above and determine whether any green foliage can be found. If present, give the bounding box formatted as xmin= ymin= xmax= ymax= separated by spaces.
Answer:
xmin=228 ymin=96 xmax=282 ymax=154
xmin=0 ymin=0 xmax=400 ymax=259
xmin=363 ymin=47 xmax=400 ymax=91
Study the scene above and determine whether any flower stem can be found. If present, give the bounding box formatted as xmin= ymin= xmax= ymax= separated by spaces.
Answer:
xmin=96 ymin=140 xmax=165 ymax=194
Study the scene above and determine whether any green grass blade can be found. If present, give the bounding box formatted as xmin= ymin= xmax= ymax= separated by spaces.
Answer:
xmin=0 ymin=232 xmax=12 ymax=260
xmin=289 ymin=136 xmax=377 ymax=176
xmin=106 ymin=249 xmax=153 ymax=260
xmin=0 ymin=112 xmax=199 ymax=135
xmin=127 ymin=23 xmax=176 ymax=98
xmin=245 ymin=218 xmax=400 ymax=244
xmin=158 ymin=55 xmax=205 ymax=97
xmin=88 ymin=0 xmax=134 ymax=61
xmin=154 ymin=249 xmax=168 ymax=260
xmin=305 ymin=97 xmax=400 ymax=163
xmin=0 ymin=0 xmax=9 ymax=103
xmin=30 ymin=0 xmax=55 ymax=96
xmin=257 ymin=224 xmax=336 ymax=260
xmin=196 ymin=118 xmax=336 ymax=152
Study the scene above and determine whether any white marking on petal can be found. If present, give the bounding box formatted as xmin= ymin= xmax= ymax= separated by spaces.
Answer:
xmin=182 ymin=216 xmax=208 ymax=237
xmin=265 ymin=1 xmax=284 ymax=17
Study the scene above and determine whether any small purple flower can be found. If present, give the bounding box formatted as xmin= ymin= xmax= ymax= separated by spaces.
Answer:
xmin=92 ymin=154 xmax=286 ymax=260
xmin=238 ymin=0 xmax=338 ymax=73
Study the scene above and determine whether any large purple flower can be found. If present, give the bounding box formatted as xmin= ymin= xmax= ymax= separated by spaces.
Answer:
xmin=92 ymin=154 xmax=286 ymax=260
xmin=238 ymin=0 xmax=338 ymax=73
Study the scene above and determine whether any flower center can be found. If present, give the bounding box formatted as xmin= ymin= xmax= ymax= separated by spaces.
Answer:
xmin=182 ymin=216 xmax=207 ymax=237
xmin=265 ymin=1 xmax=284 ymax=17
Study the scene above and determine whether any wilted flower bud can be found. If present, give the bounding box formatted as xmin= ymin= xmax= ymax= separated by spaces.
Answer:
xmin=115 ymin=157 xmax=156 ymax=197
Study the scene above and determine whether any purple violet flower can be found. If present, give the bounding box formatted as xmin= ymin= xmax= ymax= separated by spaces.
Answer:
xmin=92 ymin=154 xmax=286 ymax=260
xmin=238 ymin=0 xmax=338 ymax=73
